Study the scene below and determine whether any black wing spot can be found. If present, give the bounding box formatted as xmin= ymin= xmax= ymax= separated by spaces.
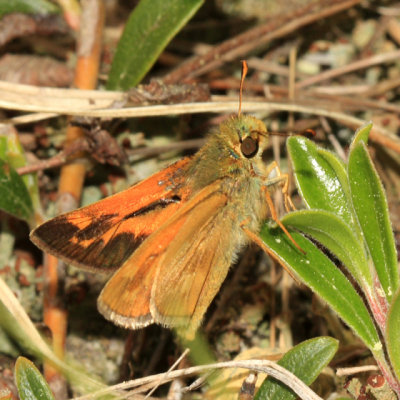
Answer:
xmin=123 ymin=196 xmax=181 ymax=220
xmin=82 ymin=232 xmax=143 ymax=270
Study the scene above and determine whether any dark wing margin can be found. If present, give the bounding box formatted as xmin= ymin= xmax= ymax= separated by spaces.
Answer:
xmin=30 ymin=213 xmax=146 ymax=272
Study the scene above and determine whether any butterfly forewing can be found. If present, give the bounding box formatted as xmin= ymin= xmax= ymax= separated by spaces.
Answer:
xmin=30 ymin=158 xmax=191 ymax=272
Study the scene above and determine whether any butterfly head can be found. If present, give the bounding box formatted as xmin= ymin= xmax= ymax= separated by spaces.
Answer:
xmin=219 ymin=114 xmax=269 ymax=162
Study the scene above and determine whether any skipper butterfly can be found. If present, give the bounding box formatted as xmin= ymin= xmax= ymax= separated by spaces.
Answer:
xmin=31 ymin=62 xmax=301 ymax=337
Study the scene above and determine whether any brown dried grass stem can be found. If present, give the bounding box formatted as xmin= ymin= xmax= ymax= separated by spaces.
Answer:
xmin=72 ymin=359 xmax=323 ymax=400
xmin=42 ymin=0 xmax=104 ymax=387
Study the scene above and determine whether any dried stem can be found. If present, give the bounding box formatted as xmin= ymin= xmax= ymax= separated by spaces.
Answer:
xmin=296 ymin=49 xmax=400 ymax=89
xmin=17 ymin=138 xmax=204 ymax=176
xmin=336 ymin=365 xmax=379 ymax=376
xmin=72 ymin=359 xmax=323 ymax=400
xmin=42 ymin=0 xmax=104 ymax=391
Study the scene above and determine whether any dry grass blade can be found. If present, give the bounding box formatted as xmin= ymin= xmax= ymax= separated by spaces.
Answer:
xmin=1 ymin=81 xmax=399 ymax=152
xmin=71 ymin=359 xmax=323 ymax=400
xmin=0 ymin=277 xmax=55 ymax=360
xmin=0 ymin=80 xmax=125 ymax=113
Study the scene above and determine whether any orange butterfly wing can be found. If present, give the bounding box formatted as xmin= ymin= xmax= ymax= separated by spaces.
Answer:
xmin=97 ymin=181 xmax=228 ymax=329
xmin=151 ymin=196 xmax=236 ymax=335
xmin=30 ymin=158 xmax=191 ymax=272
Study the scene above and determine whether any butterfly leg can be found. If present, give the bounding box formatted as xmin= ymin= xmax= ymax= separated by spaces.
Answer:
xmin=264 ymin=161 xmax=296 ymax=213
xmin=262 ymin=186 xmax=305 ymax=254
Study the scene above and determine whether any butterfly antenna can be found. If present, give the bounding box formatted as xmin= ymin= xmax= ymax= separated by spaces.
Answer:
xmin=238 ymin=60 xmax=248 ymax=117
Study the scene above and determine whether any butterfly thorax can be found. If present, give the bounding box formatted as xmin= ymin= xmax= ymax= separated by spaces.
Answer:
xmin=184 ymin=114 xmax=271 ymax=234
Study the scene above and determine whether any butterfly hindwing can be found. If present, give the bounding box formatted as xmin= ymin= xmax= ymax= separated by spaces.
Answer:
xmin=151 ymin=191 xmax=236 ymax=335
xmin=97 ymin=181 xmax=228 ymax=329
xmin=30 ymin=158 xmax=191 ymax=272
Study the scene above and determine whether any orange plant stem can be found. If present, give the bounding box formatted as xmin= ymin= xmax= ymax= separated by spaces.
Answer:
xmin=43 ymin=0 xmax=104 ymax=386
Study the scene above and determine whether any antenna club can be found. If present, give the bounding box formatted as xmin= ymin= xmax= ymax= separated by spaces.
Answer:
xmin=238 ymin=60 xmax=248 ymax=117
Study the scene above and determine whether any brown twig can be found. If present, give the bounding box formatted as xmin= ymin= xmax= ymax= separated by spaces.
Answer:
xmin=72 ymin=359 xmax=324 ymax=400
xmin=0 ymin=14 xmax=68 ymax=47
xmin=296 ymin=49 xmax=400 ymax=89
xmin=17 ymin=138 xmax=204 ymax=175
xmin=17 ymin=139 xmax=87 ymax=175
xmin=18 ymin=153 xmax=68 ymax=175
xmin=337 ymin=365 xmax=379 ymax=376
xmin=369 ymin=130 xmax=400 ymax=155
xmin=42 ymin=0 xmax=104 ymax=393
xmin=309 ymin=90 xmax=400 ymax=115
xmin=163 ymin=0 xmax=362 ymax=84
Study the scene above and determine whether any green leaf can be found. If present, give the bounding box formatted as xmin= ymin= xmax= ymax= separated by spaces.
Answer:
xmin=107 ymin=0 xmax=204 ymax=90
xmin=287 ymin=137 xmax=354 ymax=227
xmin=0 ymin=0 xmax=60 ymax=17
xmin=0 ymin=129 xmax=42 ymax=224
xmin=282 ymin=210 xmax=373 ymax=289
xmin=0 ymin=159 xmax=33 ymax=222
xmin=15 ymin=357 xmax=55 ymax=400
xmin=386 ymin=289 xmax=400 ymax=382
xmin=350 ymin=122 xmax=373 ymax=149
xmin=260 ymin=223 xmax=380 ymax=351
xmin=348 ymin=142 xmax=398 ymax=302
xmin=255 ymin=337 xmax=338 ymax=400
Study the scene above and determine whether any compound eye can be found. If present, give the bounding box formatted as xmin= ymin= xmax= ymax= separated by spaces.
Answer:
xmin=241 ymin=136 xmax=258 ymax=158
